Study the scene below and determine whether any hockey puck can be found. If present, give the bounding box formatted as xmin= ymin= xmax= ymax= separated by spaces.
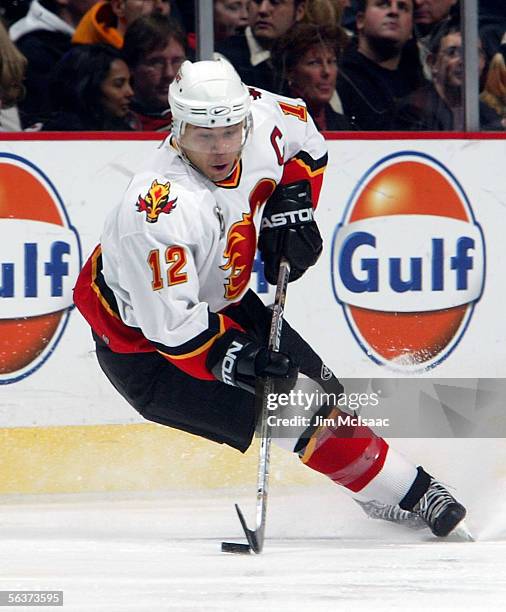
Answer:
xmin=221 ymin=541 xmax=251 ymax=554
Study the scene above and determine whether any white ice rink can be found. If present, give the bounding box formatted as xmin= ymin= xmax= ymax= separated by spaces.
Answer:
xmin=1 ymin=439 xmax=505 ymax=611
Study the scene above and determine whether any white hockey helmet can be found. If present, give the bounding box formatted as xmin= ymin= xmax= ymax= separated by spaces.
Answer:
xmin=169 ymin=58 xmax=252 ymax=139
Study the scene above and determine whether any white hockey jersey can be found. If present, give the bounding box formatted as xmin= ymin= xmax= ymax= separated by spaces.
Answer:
xmin=74 ymin=88 xmax=328 ymax=380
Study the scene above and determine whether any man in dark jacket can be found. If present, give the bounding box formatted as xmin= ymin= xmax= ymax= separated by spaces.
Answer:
xmin=336 ymin=0 xmax=423 ymax=131
xmin=216 ymin=0 xmax=305 ymax=91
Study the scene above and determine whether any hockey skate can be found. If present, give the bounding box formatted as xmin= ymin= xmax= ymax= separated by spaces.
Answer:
xmin=356 ymin=499 xmax=426 ymax=530
xmin=411 ymin=478 xmax=470 ymax=538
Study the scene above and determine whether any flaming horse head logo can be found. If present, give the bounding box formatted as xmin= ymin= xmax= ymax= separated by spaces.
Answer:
xmin=137 ymin=179 xmax=178 ymax=223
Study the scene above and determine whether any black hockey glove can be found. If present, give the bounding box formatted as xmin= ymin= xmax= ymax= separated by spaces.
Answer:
xmin=258 ymin=180 xmax=323 ymax=285
xmin=206 ymin=329 xmax=298 ymax=394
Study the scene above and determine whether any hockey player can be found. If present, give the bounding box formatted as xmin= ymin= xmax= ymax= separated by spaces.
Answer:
xmin=74 ymin=58 xmax=467 ymax=538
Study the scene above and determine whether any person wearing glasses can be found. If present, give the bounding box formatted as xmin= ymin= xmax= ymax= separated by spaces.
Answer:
xmin=123 ymin=14 xmax=187 ymax=130
xmin=395 ymin=20 xmax=503 ymax=131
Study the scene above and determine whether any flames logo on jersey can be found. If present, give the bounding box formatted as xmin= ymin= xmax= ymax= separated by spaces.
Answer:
xmin=137 ymin=179 xmax=178 ymax=223
xmin=221 ymin=212 xmax=256 ymax=300
xmin=221 ymin=178 xmax=276 ymax=300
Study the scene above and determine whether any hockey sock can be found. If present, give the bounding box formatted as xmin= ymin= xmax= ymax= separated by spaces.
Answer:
xmin=299 ymin=409 xmax=418 ymax=505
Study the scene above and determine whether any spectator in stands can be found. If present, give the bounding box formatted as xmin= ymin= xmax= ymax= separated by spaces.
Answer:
xmin=214 ymin=1 xmax=249 ymax=43
xmin=395 ymin=22 xmax=503 ymax=131
xmin=9 ymin=0 xmax=99 ymax=127
xmin=42 ymin=43 xmax=136 ymax=130
xmin=216 ymin=0 xmax=306 ymax=91
xmin=123 ymin=15 xmax=186 ymax=130
xmin=0 ymin=18 xmax=27 ymax=131
xmin=272 ymin=22 xmax=353 ymax=130
xmin=72 ymin=0 xmax=156 ymax=48
xmin=301 ymin=0 xmax=351 ymax=115
xmin=336 ymin=0 xmax=423 ymax=130
xmin=414 ymin=0 xmax=457 ymax=78
xmin=184 ymin=1 xmax=248 ymax=54
xmin=480 ymin=39 xmax=506 ymax=129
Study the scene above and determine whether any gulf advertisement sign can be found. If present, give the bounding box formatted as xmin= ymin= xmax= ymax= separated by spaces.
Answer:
xmin=331 ymin=151 xmax=486 ymax=371
xmin=0 ymin=153 xmax=81 ymax=384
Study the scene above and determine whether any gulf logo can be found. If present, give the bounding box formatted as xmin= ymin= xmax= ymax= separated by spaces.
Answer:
xmin=331 ymin=151 xmax=486 ymax=371
xmin=0 ymin=153 xmax=81 ymax=384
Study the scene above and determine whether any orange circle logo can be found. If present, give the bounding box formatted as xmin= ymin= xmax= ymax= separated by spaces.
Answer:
xmin=0 ymin=154 xmax=81 ymax=383
xmin=332 ymin=152 xmax=485 ymax=371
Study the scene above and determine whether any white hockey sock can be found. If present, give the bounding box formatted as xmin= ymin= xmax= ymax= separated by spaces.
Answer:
xmin=349 ymin=446 xmax=418 ymax=506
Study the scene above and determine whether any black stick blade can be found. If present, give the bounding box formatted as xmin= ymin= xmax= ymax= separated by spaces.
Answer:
xmin=221 ymin=541 xmax=251 ymax=554
xmin=235 ymin=504 xmax=261 ymax=553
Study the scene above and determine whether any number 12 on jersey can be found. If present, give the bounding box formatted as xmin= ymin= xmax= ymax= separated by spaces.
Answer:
xmin=148 ymin=245 xmax=188 ymax=290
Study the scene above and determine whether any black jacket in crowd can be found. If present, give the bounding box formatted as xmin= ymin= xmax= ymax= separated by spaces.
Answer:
xmin=336 ymin=45 xmax=425 ymax=131
xmin=15 ymin=30 xmax=72 ymax=127
xmin=215 ymin=34 xmax=276 ymax=92
xmin=394 ymin=83 xmax=504 ymax=131
xmin=322 ymin=105 xmax=356 ymax=131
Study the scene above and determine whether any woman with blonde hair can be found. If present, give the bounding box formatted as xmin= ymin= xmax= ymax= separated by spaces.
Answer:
xmin=480 ymin=42 xmax=506 ymax=128
xmin=0 ymin=19 xmax=27 ymax=131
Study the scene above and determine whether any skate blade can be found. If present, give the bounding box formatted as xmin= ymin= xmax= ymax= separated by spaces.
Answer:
xmin=453 ymin=520 xmax=475 ymax=542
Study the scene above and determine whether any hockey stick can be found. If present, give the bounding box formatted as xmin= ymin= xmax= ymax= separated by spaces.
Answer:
xmin=222 ymin=257 xmax=291 ymax=555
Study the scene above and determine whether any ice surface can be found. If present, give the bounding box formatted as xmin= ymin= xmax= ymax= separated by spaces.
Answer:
xmin=0 ymin=438 xmax=505 ymax=611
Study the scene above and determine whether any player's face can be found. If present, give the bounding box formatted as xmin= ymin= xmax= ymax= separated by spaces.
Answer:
xmin=358 ymin=0 xmax=413 ymax=47
xmin=100 ymin=59 xmax=134 ymax=118
xmin=414 ymin=0 xmax=456 ymax=26
xmin=179 ymin=122 xmax=245 ymax=182
xmin=132 ymin=38 xmax=186 ymax=110
xmin=289 ymin=45 xmax=338 ymax=107
xmin=249 ymin=0 xmax=305 ymax=43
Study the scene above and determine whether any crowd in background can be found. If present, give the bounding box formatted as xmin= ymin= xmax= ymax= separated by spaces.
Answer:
xmin=0 ymin=0 xmax=505 ymax=132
